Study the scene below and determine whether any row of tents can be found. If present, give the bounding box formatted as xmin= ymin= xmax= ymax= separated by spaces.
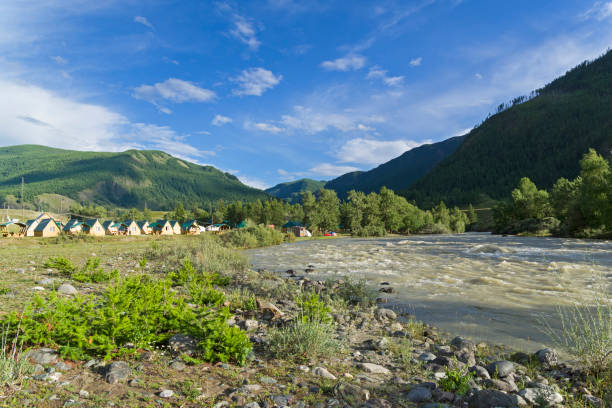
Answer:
xmin=0 ymin=213 xmax=231 ymax=238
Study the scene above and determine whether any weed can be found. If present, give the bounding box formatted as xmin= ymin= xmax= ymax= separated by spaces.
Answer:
xmin=1 ymin=320 xmax=33 ymax=387
xmin=43 ymin=256 xmax=76 ymax=276
xmin=0 ymin=286 xmax=10 ymax=295
xmin=297 ymin=291 xmax=332 ymax=324
xmin=334 ymin=278 xmax=377 ymax=308
xmin=268 ymin=320 xmax=340 ymax=362
xmin=438 ymin=366 xmax=474 ymax=395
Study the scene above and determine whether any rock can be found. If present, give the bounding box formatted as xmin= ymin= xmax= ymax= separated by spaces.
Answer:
xmin=375 ymin=337 xmax=390 ymax=351
xmin=257 ymin=300 xmax=284 ymax=320
xmin=79 ymin=390 xmax=89 ymax=398
xmin=168 ymin=333 xmax=198 ymax=356
xmin=406 ymin=386 xmax=432 ymax=403
xmin=240 ymin=319 xmax=259 ymax=331
xmin=259 ymin=376 xmax=277 ymax=384
xmin=418 ymin=352 xmax=436 ymax=362
xmin=15 ymin=268 xmax=25 ymax=274
xmin=423 ymin=404 xmax=451 ymax=408
xmin=455 ymin=350 xmax=476 ymax=366
xmin=450 ymin=336 xmax=475 ymax=351
xmin=357 ymin=363 xmax=391 ymax=375
xmin=584 ymin=395 xmax=604 ymax=407
xmin=535 ymin=348 xmax=558 ymax=367
xmin=469 ymin=389 xmax=523 ymax=408
xmin=213 ymin=402 xmax=229 ymax=408
xmin=57 ymin=284 xmax=77 ymax=295
xmin=84 ymin=359 xmax=98 ymax=368
xmin=244 ymin=403 xmax=261 ymax=408
xmin=104 ymin=361 xmax=130 ymax=384
xmin=54 ymin=361 xmax=70 ymax=371
xmin=485 ymin=378 xmax=519 ymax=393
xmin=360 ymin=399 xmax=392 ymax=408
xmin=519 ymin=386 xmax=563 ymax=405
xmin=313 ymin=367 xmax=337 ymax=380
xmin=159 ymin=389 xmax=174 ymax=398
xmin=27 ymin=348 xmax=58 ymax=365
xmin=487 ymin=360 xmax=515 ymax=378
xmin=32 ymin=286 xmax=45 ymax=291
xmin=432 ymin=390 xmax=455 ymax=403
xmin=469 ymin=365 xmax=491 ymax=380
xmin=379 ymin=287 xmax=394 ymax=293
xmin=432 ymin=356 xmax=464 ymax=370
xmin=37 ymin=278 xmax=55 ymax=285
xmin=297 ymin=365 xmax=309 ymax=372
xmin=335 ymin=382 xmax=370 ymax=404
xmin=169 ymin=361 xmax=186 ymax=371
xmin=375 ymin=308 xmax=396 ymax=321
xmin=243 ymin=384 xmax=262 ymax=392
xmin=271 ymin=395 xmax=291 ymax=406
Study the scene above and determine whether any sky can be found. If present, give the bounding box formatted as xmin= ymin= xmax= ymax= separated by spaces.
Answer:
xmin=1 ymin=1 xmax=612 ymax=189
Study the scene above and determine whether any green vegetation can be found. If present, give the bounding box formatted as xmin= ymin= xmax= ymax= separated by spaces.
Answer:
xmin=493 ymin=149 xmax=611 ymax=237
xmin=405 ymin=50 xmax=612 ymax=207
xmin=0 ymin=145 xmax=266 ymax=210
xmin=1 ymin=324 xmax=33 ymax=387
xmin=333 ymin=278 xmax=378 ymax=308
xmin=221 ymin=223 xmax=285 ymax=248
xmin=44 ymin=256 xmax=118 ymax=283
xmin=438 ymin=366 xmax=474 ymax=395
xmin=265 ymin=178 xmax=327 ymax=203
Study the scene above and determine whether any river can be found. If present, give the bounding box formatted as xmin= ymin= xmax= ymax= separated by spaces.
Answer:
xmin=247 ymin=233 xmax=612 ymax=352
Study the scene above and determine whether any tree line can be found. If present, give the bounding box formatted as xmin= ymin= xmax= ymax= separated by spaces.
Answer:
xmin=493 ymin=149 xmax=611 ymax=238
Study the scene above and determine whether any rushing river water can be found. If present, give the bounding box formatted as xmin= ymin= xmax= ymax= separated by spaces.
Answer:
xmin=247 ymin=233 xmax=612 ymax=352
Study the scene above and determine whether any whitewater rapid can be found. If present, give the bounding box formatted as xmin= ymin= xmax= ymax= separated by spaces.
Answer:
xmin=247 ymin=233 xmax=612 ymax=351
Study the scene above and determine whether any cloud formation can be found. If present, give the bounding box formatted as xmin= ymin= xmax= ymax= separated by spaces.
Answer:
xmin=309 ymin=163 xmax=360 ymax=177
xmin=133 ymin=78 xmax=216 ymax=112
xmin=410 ymin=57 xmax=422 ymax=66
xmin=0 ymin=79 xmax=211 ymax=163
xmin=366 ymin=66 xmax=404 ymax=86
xmin=230 ymin=15 xmax=260 ymax=50
xmin=582 ymin=1 xmax=612 ymax=20
xmin=232 ymin=68 xmax=282 ymax=96
xmin=336 ymin=138 xmax=432 ymax=165
xmin=134 ymin=16 xmax=154 ymax=29
xmin=212 ymin=114 xmax=232 ymax=126
xmin=320 ymin=54 xmax=366 ymax=71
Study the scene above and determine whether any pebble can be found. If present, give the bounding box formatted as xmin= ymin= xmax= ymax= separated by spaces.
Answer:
xmin=375 ymin=308 xmax=396 ymax=320
xmin=259 ymin=376 xmax=277 ymax=385
xmin=159 ymin=389 xmax=174 ymax=398
xmin=357 ymin=363 xmax=391 ymax=375
xmin=57 ymin=284 xmax=77 ymax=295
xmin=535 ymin=348 xmax=558 ymax=366
xmin=418 ymin=352 xmax=436 ymax=362
xmin=37 ymin=278 xmax=55 ymax=285
xmin=169 ymin=361 xmax=186 ymax=371
xmin=32 ymin=286 xmax=45 ymax=291
xmin=297 ymin=365 xmax=309 ymax=372
xmin=313 ymin=366 xmax=337 ymax=380
xmin=79 ymin=390 xmax=89 ymax=398
xmin=104 ymin=361 xmax=131 ymax=384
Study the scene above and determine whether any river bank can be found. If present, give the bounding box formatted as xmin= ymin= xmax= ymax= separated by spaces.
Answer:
xmin=0 ymin=235 xmax=609 ymax=407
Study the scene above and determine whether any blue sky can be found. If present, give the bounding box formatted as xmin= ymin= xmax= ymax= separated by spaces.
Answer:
xmin=1 ymin=0 xmax=612 ymax=189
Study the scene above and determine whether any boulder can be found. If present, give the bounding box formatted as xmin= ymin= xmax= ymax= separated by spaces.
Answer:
xmin=519 ymin=387 xmax=563 ymax=405
xmin=375 ymin=308 xmax=397 ymax=321
xmin=168 ymin=334 xmax=198 ymax=356
xmin=159 ymin=389 xmax=174 ymax=398
xmin=335 ymin=382 xmax=370 ymax=404
xmin=357 ymin=363 xmax=391 ymax=375
xmin=257 ymin=300 xmax=284 ymax=320
xmin=485 ymin=378 xmax=519 ymax=393
xmin=313 ymin=366 xmax=337 ymax=380
xmin=487 ymin=360 xmax=515 ymax=378
xmin=450 ymin=336 xmax=475 ymax=352
xmin=104 ymin=361 xmax=131 ymax=384
xmin=418 ymin=352 xmax=436 ymax=362
xmin=27 ymin=348 xmax=58 ymax=365
xmin=535 ymin=348 xmax=558 ymax=367
xmin=469 ymin=365 xmax=491 ymax=380
xmin=406 ymin=386 xmax=432 ymax=403
xmin=468 ymin=389 xmax=523 ymax=408
xmin=57 ymin=284 xmax=77 ymax=295
xmin=360 ymin=399 xmax=392 ymax=408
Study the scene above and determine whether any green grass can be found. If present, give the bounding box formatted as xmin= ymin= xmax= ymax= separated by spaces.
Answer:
xmin=268 ymin=320 xmax=341 ymax=362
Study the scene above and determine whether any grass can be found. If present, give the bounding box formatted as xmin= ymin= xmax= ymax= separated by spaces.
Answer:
xmin=1 ymin=321 xmax=33 ymax=387
xmin=268 ymin=320 xmax=341 ymax=362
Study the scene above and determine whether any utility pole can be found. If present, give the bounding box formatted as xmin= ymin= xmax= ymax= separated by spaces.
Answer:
xmin=21 ymin=177 xmax=24 ymax=220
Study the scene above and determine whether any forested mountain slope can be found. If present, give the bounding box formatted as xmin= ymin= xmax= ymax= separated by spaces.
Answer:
xmin=265 ymin=178 xmax=326 ymax=203
xmin=0 ymin=145 xmax=267 ymax=210
xmin=325 ymin=136 xmax=466 ymax=198
xmin=404 ymin=50 xmax=612 ymax=207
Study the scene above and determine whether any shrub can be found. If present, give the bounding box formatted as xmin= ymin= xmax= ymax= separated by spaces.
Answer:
xmin=43 ymin=256 xmax=76 ymax=276
xmin=268 ymin=320 xmax=340 ymax=362
xmin=1 ymin=322 xmax=33 ymax=387
xmin=352 ymin=224 xmax=387 ymax=237
xmin=227 ymin=289 xmax=258 ymax=312
xmin=0 ymin=274 xmax=251 ymax=364
xmin=419 ymin=223 xmax=452 ymax=234
xmin=335 ymin=278 xmax=378 ymax=308
xmin=298 ymin=291 xmax=332 ymax=324
xmin=43 ymin=256 xmax=116 ymax=283
xmin=438 ymin=366 xmax=474 ymax=395
xmin=221 ymin=225 xmax=284 ymax=249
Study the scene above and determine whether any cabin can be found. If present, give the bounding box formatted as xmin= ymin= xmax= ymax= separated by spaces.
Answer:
xmin=282 ymin=221 xmax=310 ymax=237
xmin=169 ymin=220 xmax=182 ymax=235
xmin=82 ymin=219 xmax=105 ymax=236
xmin=1 ymin=220 xmax=27 ymax=237
xmin=136 ymin=220 xmax=152 ymax=235
xmin=150 ymin=220 xmax=174 ymax=235
xmin=120 ymin=220 xmax=141 ymax=235
xmin=34 ymin=218 xmax=61 ymax=238
xmin=24 ymin=212 xmax=54 ymax=236
xmin=63 ymin=219 xmax=84 ymax=234
xmin=102 ymin=220 xmax=120 ymax=235
xmin=205 ymin=223 xmax=230 ymax=234
xmin=181 ymin=220 xmax=200 ymax=235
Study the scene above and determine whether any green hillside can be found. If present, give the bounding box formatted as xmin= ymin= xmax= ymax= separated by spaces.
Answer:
xmin=0 ymin=145 xmax=267 ymax=210
xmin=265 ymin=178 xmax=327 ymax=203
xmin=404 ymin=50 xmax=612 ymax=207
xmin=325 ymin=136 xmax=466 ymax=198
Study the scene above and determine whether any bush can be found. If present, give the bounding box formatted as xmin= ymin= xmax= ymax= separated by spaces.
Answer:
xmin=298 ymin=291 xmax=332 ymax=324
xmin=44 ymin=256 xmax=116 ymax=283
xmin=438 ymin=366 xmax=474 ymax=395
xmin=419 ymin=223 xmax=452 ymax=234
xmin=352 ymin=224 xmax=387 ymax=237
xmin=43 ymin=256 xmax=76 ymax=276
xmin=0 ymin=274 xmax=251 ymax=364
xmin=221 ymin=225 xmax=284 ymax=249
xmin=334 ymin=278 xmax=378 ymax=308
xmin=268 ymin=320 xmax=340 ymax=362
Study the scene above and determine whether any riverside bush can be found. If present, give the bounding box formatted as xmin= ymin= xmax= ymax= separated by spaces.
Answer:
xmin=438 ymin=366 xmax=474 ymax=395
xmin=221 ymin=225 xmax=284 ymax=248
xmin=298 ymin=291 xmax=332 ymax=324
xmin=334 ymin=278 xmax=378 ymax=308
xmin=0 ymin=274 xmax=251 ymax=364
xmin=268 ymin=320 xmax=340 ymax=362
xmin=43 ymin=256 xmax=117 ymax=283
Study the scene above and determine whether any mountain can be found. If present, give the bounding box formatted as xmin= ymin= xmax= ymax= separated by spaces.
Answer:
xmin=265 ymin=178 xmax=327 ymax=203
xmin=0 ymin=145 xmax=267 ymax=210
xmin=403 ymin=50 xmax=612 ymax=208
xmin=325 ymin=136 xmax=466 ymax=198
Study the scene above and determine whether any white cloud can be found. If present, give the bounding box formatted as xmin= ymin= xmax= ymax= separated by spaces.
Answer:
xmin=581 ymin=1 xmax=612 ymax=20
xmin=410 ymin=57 xmax=422 ymax=67
xmin=336 ymin=138 xmax=432 ymax=165
xmin=310 ymin=163 xmax=360 ymax=177
xmin=134 ymin=16 xmax=154 ymax=29
xmin=475 ymin=73 xmax=483 ymax=80
xmin=212 ymin=114 xmax=232 ymax=126
xmin=281 ymin=106 xmax=356 ymax=133
xmin=133 ymin=78 xmax=216 ymax=112
xmin=356 ymin=123 xmax=375 ymax=132
xmin=0 ymin=79 xmax=212 ymax=163
xmin=320 ymin=54 xmax=366 ymax=71
xmin=230 ymin=15 xmax=260 ymax=50
xmin=253 ymin=122 xmax=283 ymax=133
xmin=366 ymin=66 xmax=404 ymax=86
xmin=52 ymin=56 xmax=68 ymax=65
xmin=232 ymin=68 xmax=282 ymax=96
xmin=237 ymin=175 xmax=268 ymax=189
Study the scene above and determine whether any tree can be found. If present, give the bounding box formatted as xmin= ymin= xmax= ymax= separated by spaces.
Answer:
xmin=510 ymin=177 xmax=552 ymax=220
xmin=577 ymin=149 xmax=610 ymax=228
xmin=314 ymin=189 xmax=340 ymax=232
xmin=467 ymin=204 xmax=478 ymax=225
xmin=379 ymin=187 xmax=402 ymax=232
xmin=301 ymin=191 xmax=317 ymax=227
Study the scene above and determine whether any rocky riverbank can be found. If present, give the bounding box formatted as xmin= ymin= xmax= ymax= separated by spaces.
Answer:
xmin=5 ymin=262 xmax=608 ymax=408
